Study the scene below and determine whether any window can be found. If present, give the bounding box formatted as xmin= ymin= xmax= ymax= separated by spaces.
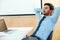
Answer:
xmin=0 ymin=0 xmax=41 ymax=15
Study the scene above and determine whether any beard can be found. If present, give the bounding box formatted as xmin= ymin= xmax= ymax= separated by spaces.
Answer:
xmin=41 ymin=11 xmax=49 ymax=16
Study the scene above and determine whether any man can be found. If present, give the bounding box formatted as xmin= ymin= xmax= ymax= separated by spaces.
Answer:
xmin=22 ymin=3 xmax=60 ymax=40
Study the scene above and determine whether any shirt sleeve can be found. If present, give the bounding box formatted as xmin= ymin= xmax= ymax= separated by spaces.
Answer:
xmin=34 ymin=8 xmax=43 ymax=20
xmin=51 ymin=7 xmax=60 ymax=23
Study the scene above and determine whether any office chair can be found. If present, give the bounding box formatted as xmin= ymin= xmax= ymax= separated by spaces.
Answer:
xmin=47 ymin=31 xmax=53 ymax=40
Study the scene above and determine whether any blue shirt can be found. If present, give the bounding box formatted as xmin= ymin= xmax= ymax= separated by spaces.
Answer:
xmin=34 ymin=7 xmax=60 ymax=40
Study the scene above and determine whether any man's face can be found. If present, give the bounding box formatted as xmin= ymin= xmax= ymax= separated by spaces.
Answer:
xmin=42 ymin=5 xmax=51 ymax=16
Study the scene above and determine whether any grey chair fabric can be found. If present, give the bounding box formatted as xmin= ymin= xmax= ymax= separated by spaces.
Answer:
xmin=0 ymin=19 xmax=7 ymax=32
xmin=47 ymin=31 xmax=53 ymax=40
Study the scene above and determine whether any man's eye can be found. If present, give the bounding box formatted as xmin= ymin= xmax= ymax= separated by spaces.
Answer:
xmin=45 ymin=7 xmax=48 ymax=9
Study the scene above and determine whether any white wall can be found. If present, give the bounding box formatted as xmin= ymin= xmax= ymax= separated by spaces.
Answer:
xmin=42 ymin=0 xmax=60 ymax=7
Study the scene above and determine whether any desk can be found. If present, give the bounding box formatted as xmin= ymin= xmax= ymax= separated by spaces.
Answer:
xmin=0 ymin=27 xmax=33 ymax=40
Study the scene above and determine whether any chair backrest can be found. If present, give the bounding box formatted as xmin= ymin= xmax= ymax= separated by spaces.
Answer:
xmin=0 ymin=19 xmax=7 ymax=32
xmin=47 ymin=31 xmax=53 ymax=40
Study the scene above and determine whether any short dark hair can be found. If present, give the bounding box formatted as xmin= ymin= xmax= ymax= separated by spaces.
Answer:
xmin=44 ymin=3 xmax=54 ymax=10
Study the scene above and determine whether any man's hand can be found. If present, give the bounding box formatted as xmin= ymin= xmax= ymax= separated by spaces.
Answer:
xmin=22 ymin=35 xmax=40 ymax=40
xmin=34 ymin=8 xmax=42 ymax=13
xmin=22 ymin=35 xmax=29 ymax=40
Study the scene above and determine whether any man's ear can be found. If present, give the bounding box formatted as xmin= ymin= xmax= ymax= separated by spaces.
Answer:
xmin=52 ymin=10 xmax=54 ymax=15
xmin=50 ymin=10 xmax=54 ymax=16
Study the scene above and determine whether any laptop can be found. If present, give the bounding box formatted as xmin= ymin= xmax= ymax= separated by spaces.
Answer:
xmin=0 ymin=19 xmax=7 ymax=32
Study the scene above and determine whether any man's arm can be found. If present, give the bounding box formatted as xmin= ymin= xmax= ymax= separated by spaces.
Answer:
xmin=51 ymin=7 xmax=60 ymax=23
xmin=34 ymin=8 xmax=43 ymax=20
